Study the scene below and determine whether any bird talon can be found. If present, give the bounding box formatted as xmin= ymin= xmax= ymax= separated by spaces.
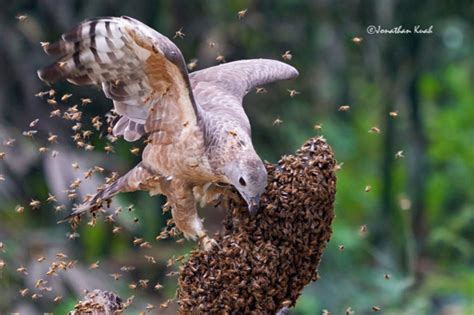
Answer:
xmin=199 ymin=235 xmax=219 ymax=252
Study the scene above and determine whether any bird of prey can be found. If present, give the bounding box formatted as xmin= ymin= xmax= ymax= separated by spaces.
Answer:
xmin=37 ymin=16 xmax=298 ymax=249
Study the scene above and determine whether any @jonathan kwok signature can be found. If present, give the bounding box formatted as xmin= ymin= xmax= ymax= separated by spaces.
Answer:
xmin=367 ymin=25 xmax=434 ymax=35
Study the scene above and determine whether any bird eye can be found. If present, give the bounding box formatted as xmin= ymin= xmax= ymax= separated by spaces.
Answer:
xmin=239 ymin=177 xmax=246 ymax=186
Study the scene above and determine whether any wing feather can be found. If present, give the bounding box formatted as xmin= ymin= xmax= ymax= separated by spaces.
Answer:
xmin=38 ymin=16 xmax=198 ymax=143
xmin=190 ymin=59 xmax=298 ymax=104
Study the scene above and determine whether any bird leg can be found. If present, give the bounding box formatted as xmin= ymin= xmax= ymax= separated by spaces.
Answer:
xmin=166 ymin=179 xmax=217 ymax=251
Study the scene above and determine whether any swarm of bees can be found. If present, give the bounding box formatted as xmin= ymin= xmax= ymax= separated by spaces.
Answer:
xmin=177 ymin=137 xmax=337 ymax=313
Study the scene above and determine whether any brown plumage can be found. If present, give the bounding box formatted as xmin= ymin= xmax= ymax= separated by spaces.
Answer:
xmin=38 ymin=16 xmax=298 ymax=249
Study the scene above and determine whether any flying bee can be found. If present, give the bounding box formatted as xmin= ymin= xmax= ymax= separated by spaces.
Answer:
xmin=256 ymin=87 xmax=267 ymax=94
xmin=4 ymin=138 xmax=16 ymax=146
xmin=237 ymin=8 xmax=248 ymax=19
xmin=140 ymin=241 xmax=151 ymax=248
xmin=48 ymin=133 xmax=58 ymax=143
xmin=216 ymin=54 xmax=226 ymax=63
xmin=395 ymin=150 xmax=404 ymax=159
xmin=72 ymin=123 xmax=82 ymax=132
xmin=282 ymin=50 xmax=292 ymax=61
xmin=139 ymin=279 xmax=149 ymax=288
xmin=82 ymin=130 xmax=93 ymax=138
xmin=29 ymin=199 xmax=41 ymax=209
xmin=61 ymin=93 xmax=72 ymax=101
xmin=133 ymin=237 xmax=144 ymax=246
xmin=160 ymin=299 xmax=172 ymax=309
xmin=104 ymin=144 xmax=115 ymax=154
xmin=55 ymin=205 xmax=65 ymax=212
xmin=92 ymin=116 xmax=103 ymax=130
xmin=19 ymin=288 xmax=29 ymax=297
xmin=46 ymin=193 xmax=57 ymax=203
xmin=70 ymin=178 xmax=81 ymax=189
xmin=120 ymin=266 xmax=135 ymax=272
xmin=22 ymin=130 xmax=37 ymax=138
xmin=130 ymin=147 xmax=140 ymax=155
xmin=16 ymin=266 xmax=28 ymax=275
xmin=144 ymin=255 xmax=156 ymax=264
xmin=55 ymin=253 xmax=67 ymax=259
xmin=146 ymin=304 xmax=155 ymax=311
xmin=16 ymin=14 xmax=28 ymax=21
xmin=338 ymin=105 xmax=350 ymax=112
xmin=84 ymin=168 xmax=94 ymax=179
xmin=50 ymin=109 xmax=61 ymax=117
xmin=272 ymin=118 xmax=283 ymax=126
xmin=32 ymin=293 xmax=43 ymax=300
xmin=85 ymin=144 xmax=95 ymax=151
xmin=287 ymin=89 xmax=300 ymax=97
xmin=369 ymin=126 xmax=380 ymax=134
xmin=89 ymin=261 xmax=100 ymax=269
xmin=187 ymin=59 xmax=198 ymax=71
xmin=112 ymin=226 xmax=123 ymax=234
xmin=81 ymin=98 xmax=92 ymax=105
xmin=110 ymin=273 xmax=122 ymax=280
xmin=35 ymin=278 xmax=47 ymax=289
xmin=352 ymin=37 xmax=363 ymax=44
xmin=47 ymin=98 xmax=57 ymax=106
xmin=173 ymin=27 xmax=185 ymax=39
xmin=29 ymin=119 xmax=39 ymax=128
xmin=35 ymin=90 xmax=48 ymax=97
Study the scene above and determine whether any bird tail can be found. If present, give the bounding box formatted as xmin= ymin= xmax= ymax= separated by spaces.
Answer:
xmin=59 ymin=163 xmax=156 ymax=223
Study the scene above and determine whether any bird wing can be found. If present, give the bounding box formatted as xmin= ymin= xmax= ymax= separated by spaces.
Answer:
xmin=38 ymin=16 xmax=198 ymax=144
xmin=189 ymin=59 xmax=298 ymax=109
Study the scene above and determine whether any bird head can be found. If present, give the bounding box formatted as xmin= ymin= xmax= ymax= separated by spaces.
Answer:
xmin=223 ymin=157 xmax=267 ymax=214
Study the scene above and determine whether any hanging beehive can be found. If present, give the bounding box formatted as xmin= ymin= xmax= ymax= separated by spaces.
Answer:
xmin=177 ymin=136 xmax=337 ymax=313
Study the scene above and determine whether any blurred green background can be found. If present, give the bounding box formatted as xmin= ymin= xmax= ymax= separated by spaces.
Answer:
xmin=0 ymin=0 xmax=473 ymax=314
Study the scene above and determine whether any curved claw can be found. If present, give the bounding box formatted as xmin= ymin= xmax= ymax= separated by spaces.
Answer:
xmin=199 ymin=235 xmax=219 ymax=252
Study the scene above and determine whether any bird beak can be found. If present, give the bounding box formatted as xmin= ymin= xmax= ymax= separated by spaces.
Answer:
xmin=245 ymin=196 xmax=260 ymax=215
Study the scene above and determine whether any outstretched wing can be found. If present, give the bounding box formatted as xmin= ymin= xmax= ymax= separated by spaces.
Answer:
xmin=189 ymin=59 xmax=298 ymax=109
xmin=189 ymin=59 xmax=298 ymax=139
xmin=38 ymin=16 xmax=198 ymax=144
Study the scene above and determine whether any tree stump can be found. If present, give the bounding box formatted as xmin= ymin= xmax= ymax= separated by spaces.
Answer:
xmin=177 ymin=136 xmax=337 ymax=313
